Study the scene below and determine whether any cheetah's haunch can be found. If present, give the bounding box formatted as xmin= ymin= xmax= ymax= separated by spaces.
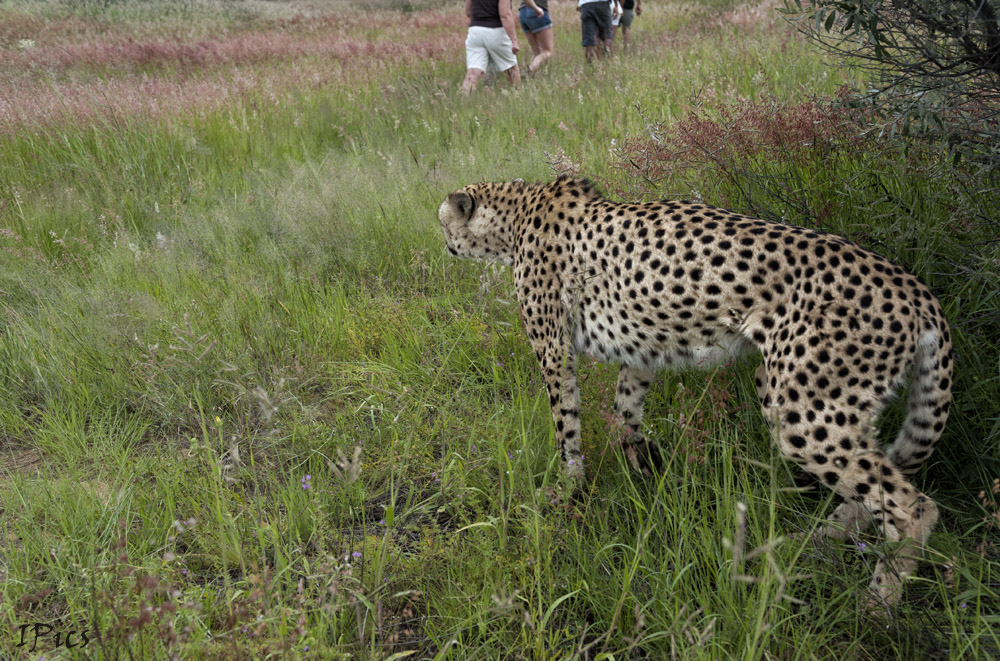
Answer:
xmin=439 ymin=176 xmax=952 ymax=607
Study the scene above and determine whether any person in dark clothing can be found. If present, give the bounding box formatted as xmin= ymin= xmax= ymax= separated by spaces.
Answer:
xmin=577 ymin=0 xmax=612 ymax=63
xmin=617 ymin=0 xmax=641 ymax=52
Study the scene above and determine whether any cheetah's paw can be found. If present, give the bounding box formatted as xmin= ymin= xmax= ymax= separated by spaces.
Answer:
xmin=623 ymin=436 xmax=664 ymax=477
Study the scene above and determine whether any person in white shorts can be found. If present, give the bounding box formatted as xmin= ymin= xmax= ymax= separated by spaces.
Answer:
xmin=461 ymin=0 xmax=522 ymax=94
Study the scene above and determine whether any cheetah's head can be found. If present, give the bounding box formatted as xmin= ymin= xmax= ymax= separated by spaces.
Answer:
xmin=438 ymin=183 xmax=515 ymax=266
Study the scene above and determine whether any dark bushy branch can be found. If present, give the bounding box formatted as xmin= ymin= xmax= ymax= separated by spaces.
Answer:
xmin=782 ymin=1 xmax=1000 ymax=170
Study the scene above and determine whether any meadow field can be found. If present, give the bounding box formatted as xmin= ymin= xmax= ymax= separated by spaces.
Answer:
xmin=1 ymin=0 xmax=999 ymax=658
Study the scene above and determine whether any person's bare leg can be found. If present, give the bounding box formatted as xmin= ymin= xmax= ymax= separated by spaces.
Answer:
xmin=622 ymin=26 xmax=630 ymax=52
xmin=504 ymin=64 xmax=522 ymax=88
xmin=460 ymin=67 xmax=485 ymax=94
xmin=525 ymin=30 xmax=540 ymax=63
xmin=529 ymin=26 xmax=554 ymax=73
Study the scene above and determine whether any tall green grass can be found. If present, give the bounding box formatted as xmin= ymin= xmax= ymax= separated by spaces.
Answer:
xmin=1 ymin=0 xmax=998 ymax=658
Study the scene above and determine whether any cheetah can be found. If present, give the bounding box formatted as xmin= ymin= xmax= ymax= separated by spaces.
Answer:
xmin=438 ymin=175 xmax=953 ymax=606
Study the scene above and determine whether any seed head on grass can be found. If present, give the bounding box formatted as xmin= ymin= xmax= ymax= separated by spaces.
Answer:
xmin=723 ymin=500 xmax=809 ymax=617
xmin=329 ymin=445 xmax=362 ymax=485
xmin=491 ymin=589 xmax=520 ymax=614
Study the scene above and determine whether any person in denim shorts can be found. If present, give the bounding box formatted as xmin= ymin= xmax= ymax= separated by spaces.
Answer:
xmin=461 ymin=0 xmax=522 ymax=94
xmin=577 ymin=0 xmax=612 ymax=63
xmin=518 ymin=0 xmax=553 ymax=75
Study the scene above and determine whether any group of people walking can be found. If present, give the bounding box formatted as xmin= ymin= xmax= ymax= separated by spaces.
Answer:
xmin=460 ymin=0 xmax=642 ymax=94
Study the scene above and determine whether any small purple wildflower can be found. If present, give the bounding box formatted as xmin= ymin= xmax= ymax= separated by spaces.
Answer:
xmin=960 ymin=603 xmax=968 ymax=609
xmin=856 ymin=541 xmax=867 ymax=552
xmin=301 ymin=475 xmax=312 ymax=490
xmin=352 ymin=551 xmax=362 ymax=559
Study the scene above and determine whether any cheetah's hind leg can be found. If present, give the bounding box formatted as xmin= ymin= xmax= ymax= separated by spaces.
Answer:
xmin=824 ymin=501 xmax=874 ymax=539
xmin=756 ymin=363 xmax=876 ymax=541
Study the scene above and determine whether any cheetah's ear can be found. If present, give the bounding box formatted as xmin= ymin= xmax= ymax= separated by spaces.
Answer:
xmin=450 ymin=192 xmax=475 ymax=221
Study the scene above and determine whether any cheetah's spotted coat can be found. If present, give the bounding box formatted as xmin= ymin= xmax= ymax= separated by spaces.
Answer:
xmin=439 ymin=176 xmax=953 ymax=606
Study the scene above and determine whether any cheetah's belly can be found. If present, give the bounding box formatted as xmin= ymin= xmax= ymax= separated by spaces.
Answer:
xmin=571 ymin=314 xmax=754 ymax=371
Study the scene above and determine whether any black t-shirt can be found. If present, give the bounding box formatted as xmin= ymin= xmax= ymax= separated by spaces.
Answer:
xmin=622 ymin=0 xmax=635 ymax=9
xmin=519 ymin=0 xmax=549 ymax=10
xmin=470 ymin=0 xmax=503 ymax=28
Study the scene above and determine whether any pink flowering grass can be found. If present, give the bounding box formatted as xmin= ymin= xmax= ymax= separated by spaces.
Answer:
xmin=0 ymin=4 xmax=463 ymax=132
xmin=614 ymin=93 xmax=864 ymax=193
xmin=2 ymin=11 xmax=460 ymax=75
xmin=666 ymin=95 xmax=862 ymax=162
xmin=714 ymin=0 xmax=784 ymax=31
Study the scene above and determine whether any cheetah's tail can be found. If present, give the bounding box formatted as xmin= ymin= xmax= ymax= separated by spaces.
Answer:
xmin=886 ymin=321 xmax=954 ymax=475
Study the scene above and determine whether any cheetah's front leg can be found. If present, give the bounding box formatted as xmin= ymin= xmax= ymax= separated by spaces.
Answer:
xmin=614 ymin=366 xmax=663 ymax=476
xmin=525 ymin=324 xmax=585 ymax=484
